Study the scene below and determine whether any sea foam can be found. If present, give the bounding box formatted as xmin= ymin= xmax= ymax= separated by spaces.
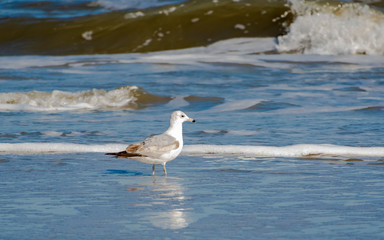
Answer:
xmin=277 ymin=1 xmax=384 ymax=55
xmin=1 ymin=143 xmax=383 ymax=157
xmin=184 ymin=144 xmax=384 ymax=157
xmin=0 ymin=143 xmax=126 ymax=154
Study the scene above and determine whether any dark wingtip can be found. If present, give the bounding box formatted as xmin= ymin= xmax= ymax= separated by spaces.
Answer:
xmin=106 ymin=151 xmax=145 ymax=158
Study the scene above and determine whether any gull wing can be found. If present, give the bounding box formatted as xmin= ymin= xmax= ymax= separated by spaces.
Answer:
xmin=132 ymin=133 xmax=180 ymax=158
xmin=107 ymin=133 xmax=179 ymax=159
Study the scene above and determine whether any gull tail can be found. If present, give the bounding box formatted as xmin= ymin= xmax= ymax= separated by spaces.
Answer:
xmin=105 ymin=151 xmax=145 ymax=158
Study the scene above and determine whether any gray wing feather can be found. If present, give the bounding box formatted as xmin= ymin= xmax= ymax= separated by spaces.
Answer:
xmin=138 ymin=134 xmax=179 ymax=157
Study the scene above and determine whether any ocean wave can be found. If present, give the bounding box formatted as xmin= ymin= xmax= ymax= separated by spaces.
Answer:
xmin=1 ymin=143 xmax=383 ymax=157
xmin=0 ymin=86 xmax=171 ymax=112
xmin=1 ymin=0 xmax=383 ymax=56
xmin=0 ymin=0 xmax=290 ymax=55
xmin=276 ymin=0 xmax=384 ymax=55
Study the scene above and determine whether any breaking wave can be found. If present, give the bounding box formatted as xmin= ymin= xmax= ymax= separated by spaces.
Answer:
xmin=276 ymin=0 xmax=384 ymax=55
xmin=0 ymin=86 xmax=171 ymax=111
xmin=1 ymin=0 xmax=384 ymax=56
xmin=1 ymin=0 xmax=383 ymax=56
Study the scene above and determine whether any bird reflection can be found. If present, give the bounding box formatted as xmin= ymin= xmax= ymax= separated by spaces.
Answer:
xmin=149 ymin=208 xmax=189 ymax=229
xmin=130 ymin=176 xmax=193 ymax=230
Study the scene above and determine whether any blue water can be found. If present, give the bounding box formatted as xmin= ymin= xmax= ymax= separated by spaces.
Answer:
xmin=1 ymin=153 xmax=384 ymax=239
xmin=1 ymin=49 xmax=384 ymax=239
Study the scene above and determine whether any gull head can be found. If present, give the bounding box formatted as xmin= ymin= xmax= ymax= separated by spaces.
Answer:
xmin=171 ymin=110 xmax=196 ymax=124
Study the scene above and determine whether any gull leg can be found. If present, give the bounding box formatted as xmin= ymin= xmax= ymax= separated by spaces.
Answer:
xmin=162 ymin=163 xmax=167 ymax=176
xmin=152 ymin=164 xmax=155 ymax=176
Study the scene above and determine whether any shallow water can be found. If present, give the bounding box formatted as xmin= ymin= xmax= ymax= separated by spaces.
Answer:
xmin=1 ymin=153 xmax=384 ymax=239
xmin=1 ymin=0 xmax=384 ymax=239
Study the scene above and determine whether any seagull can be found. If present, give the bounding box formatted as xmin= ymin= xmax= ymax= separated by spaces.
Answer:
xmin=106 ymin=110 xmax=195 ymax=176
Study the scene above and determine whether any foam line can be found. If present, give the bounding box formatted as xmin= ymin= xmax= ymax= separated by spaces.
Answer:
xmin=0 ymin=143 xmax=383 ymax=157
xmin=0 ymin=143 xmax=126 ymax=154
xmin=183 ymin=144 xmax=384 ymax=157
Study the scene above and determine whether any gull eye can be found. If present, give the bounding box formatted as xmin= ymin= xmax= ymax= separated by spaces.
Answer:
xmin=181 ymin=114 xmax=185 ymax=118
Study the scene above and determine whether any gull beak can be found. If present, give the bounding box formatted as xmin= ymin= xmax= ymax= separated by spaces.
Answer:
xmin=188 ymin=118 xmax=196 ymax=123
